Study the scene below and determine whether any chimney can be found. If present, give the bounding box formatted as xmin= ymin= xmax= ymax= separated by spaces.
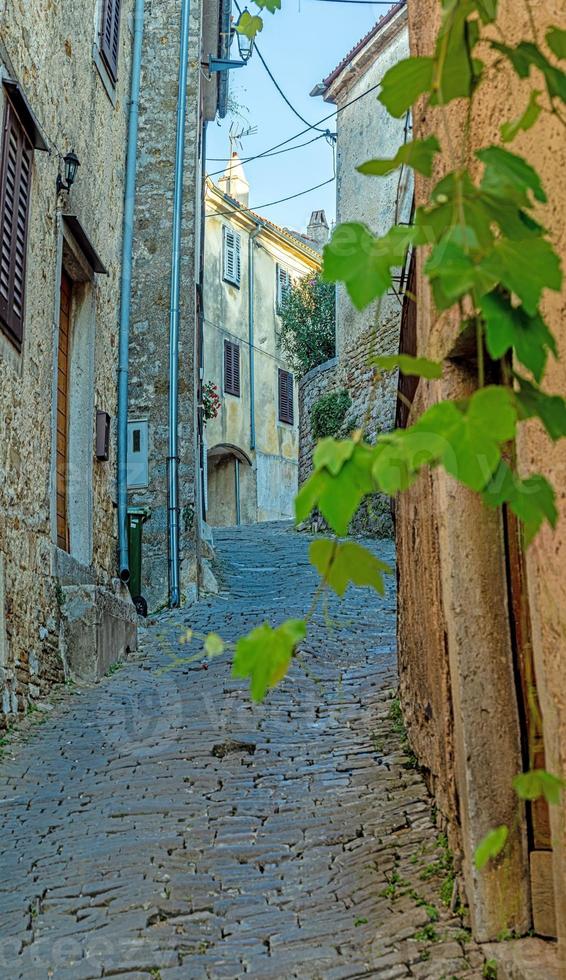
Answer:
xmin=307 ymin=209 xmax=330 ymax=249
xmin=218 ymin=152 xmax=249 ymax=208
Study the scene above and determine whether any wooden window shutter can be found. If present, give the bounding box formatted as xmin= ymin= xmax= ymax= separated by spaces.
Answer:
xmin=278 ymin=369 xmax=294 ymax=424
xmin=224 ymin=339 xmax=240 ymax=396
xmin=276 ymin=264 xmax=291 ymax=311
xmin=100 ymin=0 xmax=122 ymax=83
xmin=0 ymin=101 xmax=33 ymax=351
xmin=223 ymin=227 xmax=241 ymax=286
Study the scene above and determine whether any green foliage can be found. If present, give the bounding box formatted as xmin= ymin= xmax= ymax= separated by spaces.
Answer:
xmin=357 ymin=137 xmax=440 ymax=178
xmin=474 ymin=825 xmax=509 ymax=869
xmin=232 ymin=619 xmax=306 ymax=701
xmin=309 ymin=540 xmax=392 ymax=597
xmin=371 ymin=354 xmax=443 ymax=379
xmin=323 ymin=224 xmax=414 ymax=310
xmin=296 ymin=440 xmax=375 ymax=536
xmin=278 ymin=273 xmax=336 ymax=376
xmin=235 ymin=10 xmax=263 ymax=38
xmin=514 ymin=376 xmax=566 ymax=441
xmin=512 ymin=769 xmax=565 ymax=805
xmin=479 ymin=292 xmax=557 ymax=382
xmin=483 ymin=960 xmax=498 ymax=980
xmin=547 ymin=27 xmax=566 ymax=60
xmin=311 ymin=389 xmax=351 ymax=441
xmin=413 ymin=923 xmax=439 ymax=943
xmin=378 ymin=57 xmax=435 ymax=118
xmin=482 ymin=463 xmax=557 ymax=545
xmin=204 ymin=633 xmax=225 ymax=658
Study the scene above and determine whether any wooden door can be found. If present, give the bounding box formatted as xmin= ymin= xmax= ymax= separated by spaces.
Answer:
xmin=504 ymin=508 xmax=556 ymax=937
xmin=56 ymin=271 xmax=72 ymax=551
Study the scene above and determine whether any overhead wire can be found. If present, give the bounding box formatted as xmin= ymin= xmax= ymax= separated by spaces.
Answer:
xmin=205 ymin=176 xmax=336 ymax=219
xmin=207 ymin=131 xmax=327 ymax=163
xmin=206 ymin=79 xmax=382 ymax=179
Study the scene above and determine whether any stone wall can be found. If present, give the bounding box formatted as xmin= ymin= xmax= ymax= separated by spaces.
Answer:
xmin=299 ymin=311 xmax=401 ymax=537
xmin=399 ymin=0 xmax=566 ymax=952
xmin=0 ymin=0 xmax=135 ymax=724
xmin=127 ymin=0 xmax=205 ymax=611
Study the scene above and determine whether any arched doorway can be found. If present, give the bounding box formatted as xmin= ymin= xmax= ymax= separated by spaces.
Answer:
xmin=206 ymin=444 xmax=254 ymax=527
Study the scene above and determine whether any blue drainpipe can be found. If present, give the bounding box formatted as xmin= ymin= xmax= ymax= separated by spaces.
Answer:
xmin=248 ymin=224 xmax=262 ymax=451
xmin=167 ymin=0 xmax=192 ymax=607
xmin=117 ymin=0 xmax=145 ymax=583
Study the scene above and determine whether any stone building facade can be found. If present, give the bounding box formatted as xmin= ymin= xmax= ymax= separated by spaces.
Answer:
xmin=398 ymin=0 xmax=566 ymax=969
xmin=203 ymin=163 xmax=321 ymax=527
xmin=300 ymin=1 xmax=411 ymax=537
xmin=0 ymin=0 xmax=137 ymax=724
xmin=126 ymin=0 xmax=226 ymax=611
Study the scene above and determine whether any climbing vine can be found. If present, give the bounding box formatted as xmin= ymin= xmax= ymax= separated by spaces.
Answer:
xmin=226 ymin=1 xmax=566 ymax=865
xmin=311 ymin=389 xmax=351 ymax=441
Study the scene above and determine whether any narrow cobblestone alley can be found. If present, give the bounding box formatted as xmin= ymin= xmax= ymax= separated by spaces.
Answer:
xmin=0 ymin=524 xmax=485 ymax=979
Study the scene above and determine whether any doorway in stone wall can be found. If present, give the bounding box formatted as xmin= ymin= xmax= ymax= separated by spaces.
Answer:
xmin=504 ymin=504 xmax=556 ymax=938
xmin=56 ymin=270 xmax=72 ymax=551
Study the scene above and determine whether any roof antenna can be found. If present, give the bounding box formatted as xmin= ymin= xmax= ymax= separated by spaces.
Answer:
xmin=229 ymin=121 xmax=258 ymax=155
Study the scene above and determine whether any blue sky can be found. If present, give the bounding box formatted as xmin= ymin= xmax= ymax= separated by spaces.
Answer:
xmin=206 ymin=1 xmax=396 ymax=233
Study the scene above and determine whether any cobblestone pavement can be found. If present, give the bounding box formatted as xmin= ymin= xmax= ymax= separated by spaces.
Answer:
xmin=0 ymin=523 xmax=486 ymax=979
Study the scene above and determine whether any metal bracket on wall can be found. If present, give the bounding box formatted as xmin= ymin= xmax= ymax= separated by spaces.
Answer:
xmin=207 ymin=57 xmax=246 ymax=72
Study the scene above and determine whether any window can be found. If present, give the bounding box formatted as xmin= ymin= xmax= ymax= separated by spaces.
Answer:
xmin=276 ymin=264 xmax=292 ymax=312
xmin=224 ymin=340 xmax=240 ymax=397
xmin=127 ymin=419 xmax=149 ymax=488
xmin=223 ymin=226 xmax=241 ymax=286
xmin=278 ymin=369 xmax=294 ymax=425
xmin=100 ymin=0 xmax=122 ymax=84
xmin=0 ymin=100 xmax=33 ymax=351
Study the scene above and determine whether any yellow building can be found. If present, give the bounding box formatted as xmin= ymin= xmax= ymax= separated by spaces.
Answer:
xmin=202 ymin=157 xmax=321 ymax=526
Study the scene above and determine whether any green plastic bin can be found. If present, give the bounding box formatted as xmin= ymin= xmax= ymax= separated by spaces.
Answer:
xmin=127 ymin=507 xmax=150 ymax=615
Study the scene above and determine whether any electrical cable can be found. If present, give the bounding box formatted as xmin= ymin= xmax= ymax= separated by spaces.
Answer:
xmin=233 ymin=0 xmax=329 ymax=135
xmin=204 ymin=316 xmax=295 ymax=366
xmin=206 ymin=79 xmax=382 ymax=179
xmin=205 ymin=176 xmax=335 ymax=219
xmin=207 ymin=131 xmax=327 ymax=163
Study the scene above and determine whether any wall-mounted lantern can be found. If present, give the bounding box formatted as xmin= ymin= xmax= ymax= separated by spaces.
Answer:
xmin=208 ymin=10 xmax=255 ymax=72
xmin=56 ymin=150 xmax=80 ymax=196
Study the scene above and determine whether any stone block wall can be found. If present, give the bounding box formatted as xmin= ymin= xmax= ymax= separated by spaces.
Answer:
xmin=299 ymin=310 xmax=401 ymax=538
xmin=128 ymin=0 xmax=204 ymax=611
xmin=0 ymin=0 xmax=134 ymax=724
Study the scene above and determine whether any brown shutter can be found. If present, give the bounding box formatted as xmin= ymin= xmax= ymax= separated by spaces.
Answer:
xmin=224 ymin=340 xmax=240 ymax=396
xmin=278 ymin=369 xmax=294 ymax=424
xmin=100 ymin=0 xmax=122 ymax=83
xmin=0 ymin=101 xmax=32 ymax=351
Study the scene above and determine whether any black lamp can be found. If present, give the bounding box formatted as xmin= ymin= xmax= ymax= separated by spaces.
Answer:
xmin=57 ymin=150 xmax=80 ymax=195
xmin=234 ymin=12 xmax=255 ymax=63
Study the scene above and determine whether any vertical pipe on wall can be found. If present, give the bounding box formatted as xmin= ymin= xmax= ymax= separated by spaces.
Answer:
xmin=167 ymin=0 xmax=192 ymax=607
xmin=117 ymin=0 xmax=145 ymax=583
xmin=248 ymin=224 xmax=262 ymax=452
xmin=234 ymin=458 xmax=241 ymax=526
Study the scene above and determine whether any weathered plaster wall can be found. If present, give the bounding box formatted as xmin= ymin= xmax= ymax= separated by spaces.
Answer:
xmin=400 ymin=0 xmax=566 ymax=953
xmin=127 ymin=0 xmax=204 ymax=611
xmin=0 ymin=0 xmax=134 ymax=722
xmin=203 ymin=188 xmax=319 ymax=526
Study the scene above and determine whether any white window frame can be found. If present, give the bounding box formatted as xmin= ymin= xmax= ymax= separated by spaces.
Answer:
xmin=223 ymin=226 xmax=241 ymax=287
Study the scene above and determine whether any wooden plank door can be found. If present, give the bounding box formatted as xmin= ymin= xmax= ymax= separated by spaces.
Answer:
xmin=56 ymin=271 xmax=72 ymax=552
xmin=504 ymin=507 xmax=556 ymax=937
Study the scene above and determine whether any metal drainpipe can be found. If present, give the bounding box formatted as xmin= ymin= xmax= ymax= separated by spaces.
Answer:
xmin=167 ymin=0 xmax=191 ymax=608
xmin=248 ymin=224 xmax=262 ymax=451
xmin=117 ymin=0 xmax=145 ymax=583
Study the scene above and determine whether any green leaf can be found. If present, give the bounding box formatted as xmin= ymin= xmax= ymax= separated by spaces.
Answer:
xmin=500 ymin=90 xmax=543 ymax=143
xmin=313 ymin=437 xmax=355 ymax=475
xmin=232 ymin=619 xmax=306 ymax=701
xmin=254 ymin=0 xmax=281 ymax=11
xmin=357 ymin=137 xmax=440 ymax=179
xmin=477 ymin=146 xmax=547 ymax=205
xmin=415 ymin=171 xmax=494 ymax=250
xmin=513 ymin=769 xmax=565 ymax=805
xmin=378 ymin=56 xmax=435 ymax=118
xmin=235 ymin=10 xmax=263 ymax=39
xmin=323 ymin=224 xmax=413 ymax=310
xmin=479 ymin=292 xmax=557 ymax=382
xmin=371 ymin=354 xmax=443 ymax=379
xmin=204 ymin=633 xmax=225 ymax=658
xmin=425 ymin=236 xmax=496 ymax=309
xmin=296 ymin=443 xmax=376 ymax=536
xmin=474 ymin=0 xmax=498 ymax=23
xmin=483 ymin=462 xmax=557 ymax=544
xmin=481 ymin=236 xmax=562 ymax=315
xmin=309 ymin=540 xmax=392 ymax=597
xmin=474 ymin=826 xmax=509 ymax=869
xmin=547 ymin=27 xmax=566 ymax=60
xmin=514 ymin=376 xmax=566 ymax=441
xmin=430 ymin=1 xmax=483 ymax=107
